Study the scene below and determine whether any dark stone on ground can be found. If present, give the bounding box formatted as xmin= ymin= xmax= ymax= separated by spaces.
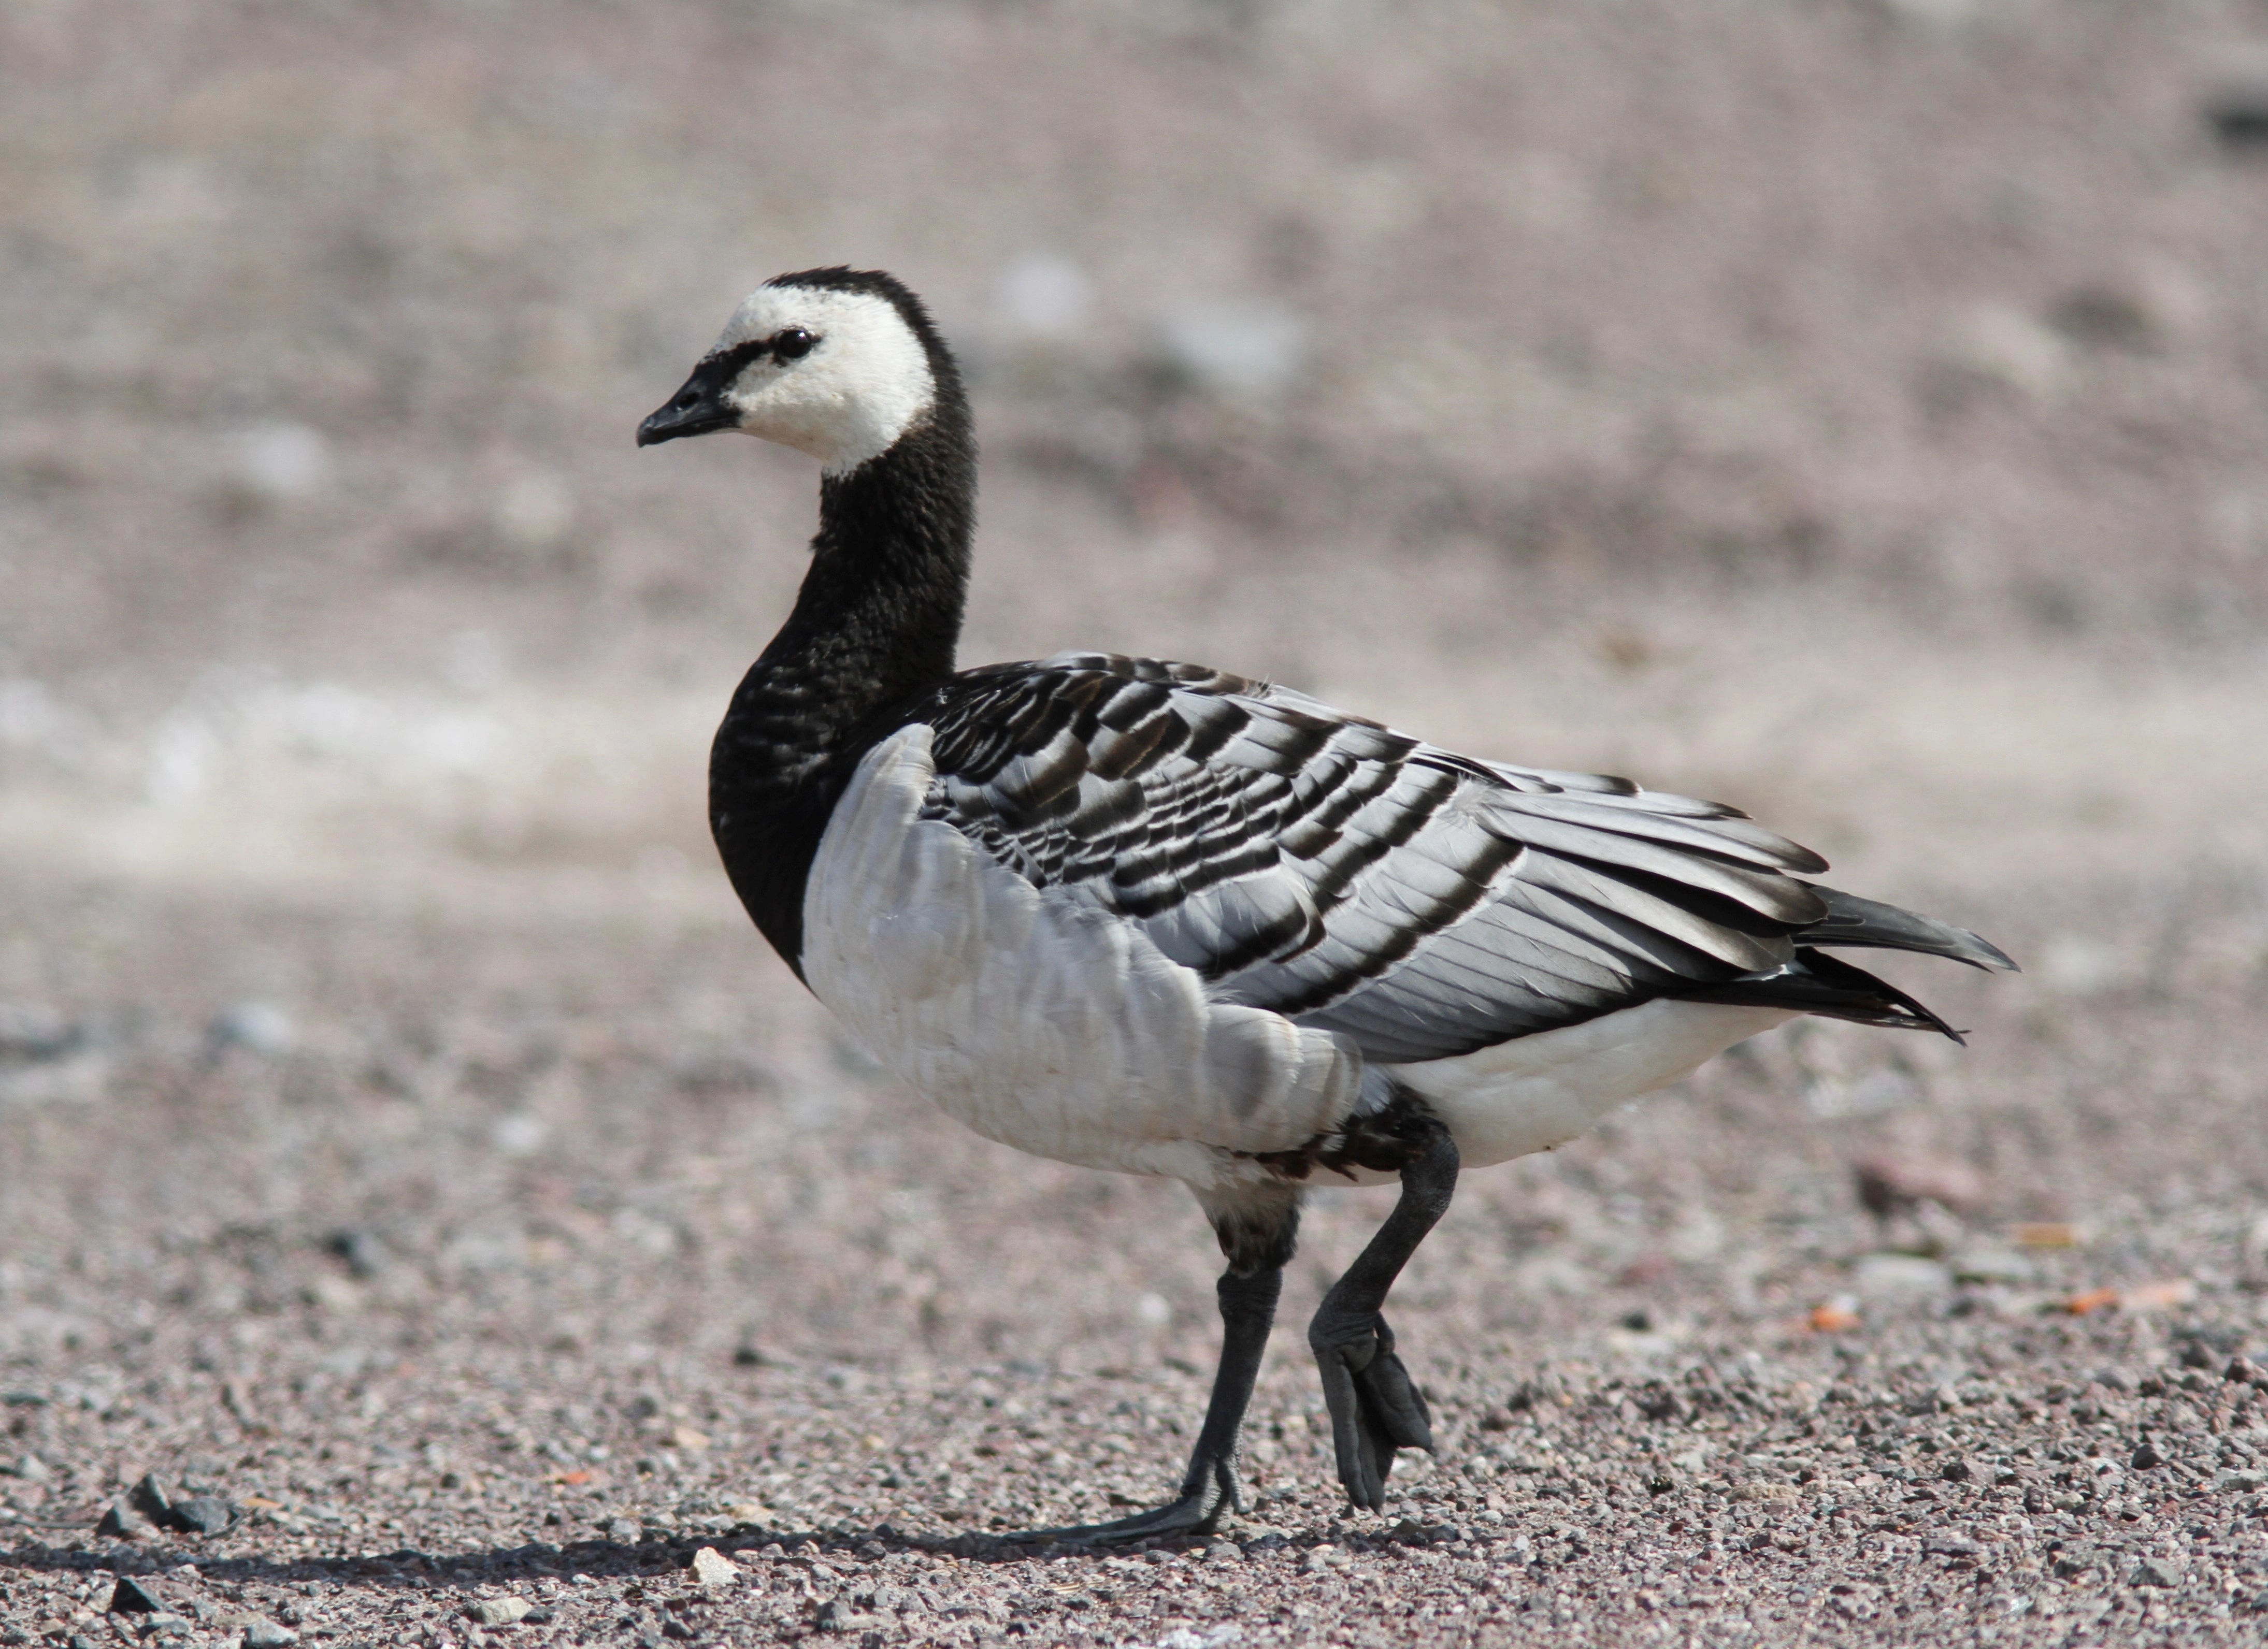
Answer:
xmin=2207 ymin=89 xmax=2268 ymax=150
xmin=94 ymin=1497 xmax=151 ymax=1539
xmin=107 ymin=1576 xmax=166 ymax=1614
xmin=323 ymin=1227 xmax=389 ymax=1279
xmin=169 ymin=1495 xmax=238 ymax=1535
xmin=127 ymin=1472 xmax=178 ymax=1524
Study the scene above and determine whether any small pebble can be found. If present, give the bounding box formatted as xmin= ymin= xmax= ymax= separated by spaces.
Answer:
xmin=691 ymin=1546 xmax=739 ymax=1588
xmin=471 ymin=1596 xmax=532 ymax=1627
xmin=1853 ymin=1254 xmax=1954 ymax=1298
xmin=1852 ymin=1153 xmax=1985 ymax=1218
xmin=1949 ymin=1247 xmax=2037 ymax=1286
xmin=2206 ymin=86 xmax=2268 ymax=150
xmin=170 ymin=1495 xmax=238 ymax=1535
xmin=324 ymin=1228 xmax=390 ymax=1279
xmin=94 ymin=1496 xmax=152 ymax=1539
xmin=242 ymin=1621 xmax=299 ymax=1648
xmin=127 ymin=1471 xmax=189 ymax=1526
xmin=207 ymin=1002 xmax=296 ymax=1057
xmin=107 ymin=1576 xmax=166 ymax=1615
xmin=814 ymin=1597 xmax=879 ymax=1630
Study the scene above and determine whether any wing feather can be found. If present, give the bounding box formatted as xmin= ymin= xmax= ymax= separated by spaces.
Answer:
xmin=1501 ymin=791 xmax=1828 ymax=871
xmin=911 ymin=654 xmax=1855 ymax=1062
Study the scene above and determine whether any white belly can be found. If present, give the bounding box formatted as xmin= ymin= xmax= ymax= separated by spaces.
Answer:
xmin=803 ymin=726 xmax=1792 ymax=1190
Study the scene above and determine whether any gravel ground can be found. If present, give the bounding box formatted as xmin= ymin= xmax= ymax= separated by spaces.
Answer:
xmin=2 ymin=868 xmax=2265 ymax=1646
xmin=7 ymin=2 xmax=2268 ymax=1644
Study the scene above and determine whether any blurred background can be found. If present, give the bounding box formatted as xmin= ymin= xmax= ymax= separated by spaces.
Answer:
xmin=2 ymin=0 xmax=2266 ymax=1541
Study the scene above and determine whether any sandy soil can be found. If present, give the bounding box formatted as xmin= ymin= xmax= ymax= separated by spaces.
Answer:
xmin=4 ymin=2 xmax=2267 ymax=1644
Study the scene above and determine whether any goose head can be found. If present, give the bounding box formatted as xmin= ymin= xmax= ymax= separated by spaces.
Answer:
xmin=636 ymin=267 xmax=951 ymax=475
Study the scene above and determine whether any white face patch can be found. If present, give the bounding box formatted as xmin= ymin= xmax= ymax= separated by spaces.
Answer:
xmin=709 ymin=284 xmax=938 ymax=474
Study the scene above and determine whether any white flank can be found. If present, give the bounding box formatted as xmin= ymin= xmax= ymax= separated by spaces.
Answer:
xmin=1386 ymin=1001 xmax=1795 ymax=1174
xmin=802 ymin=727 xmax=1361 ymax=1189
xmin=713 ymin=285 xmax=936 ymax=473
xmin=806 ymin=728 xmax=1795 ymax=1191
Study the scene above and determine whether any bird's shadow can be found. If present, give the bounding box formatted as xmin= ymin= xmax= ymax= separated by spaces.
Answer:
xmin=0 ymin=1520 xmax=1248 ymax=1594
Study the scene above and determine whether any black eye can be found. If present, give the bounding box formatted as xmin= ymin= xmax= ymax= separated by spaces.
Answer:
xmin=772 ymin=328 xmax=816 ymax=361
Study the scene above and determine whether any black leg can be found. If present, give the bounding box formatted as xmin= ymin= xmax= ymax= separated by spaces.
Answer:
xmin=1014 ymin=1184 xmax=1299 ymax=1545
xmin=1308 ymin=1114 xmax=1458 ymax=1511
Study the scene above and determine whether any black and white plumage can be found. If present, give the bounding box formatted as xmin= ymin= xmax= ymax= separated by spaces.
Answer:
xmin=640 ymin=268 xmax=2015 ymax=1541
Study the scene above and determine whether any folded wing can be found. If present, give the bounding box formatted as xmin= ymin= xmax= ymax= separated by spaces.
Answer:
xmin=914 ymin=653 xmax=1992 ymax=1065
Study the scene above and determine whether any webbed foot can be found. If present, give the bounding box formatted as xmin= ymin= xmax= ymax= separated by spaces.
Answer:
xmin=1007 ymin=1457 xmax=1238 ymax=1545
xmin=1311 ymin=1310 xmax=1433 ymax=1509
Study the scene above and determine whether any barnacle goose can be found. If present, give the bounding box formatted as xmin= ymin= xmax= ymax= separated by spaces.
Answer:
xmin=638 ymin=268 xmax=2015 ymax=1542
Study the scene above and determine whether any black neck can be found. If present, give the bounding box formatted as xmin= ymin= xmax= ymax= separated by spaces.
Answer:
xmin=760 ymin=414 xmax=975 ymax=729
xmin=709 ymin=393 xmax=977 ymax=972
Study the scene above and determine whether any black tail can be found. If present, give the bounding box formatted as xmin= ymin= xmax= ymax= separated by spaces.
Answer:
xmin=1792 ymin=886 xmax=2017 ymax=973
xmin=1682 ymin=947 xmax=1969 ymax=1042
xmin=1677 ymin=886 xmax=2015 ymax=1044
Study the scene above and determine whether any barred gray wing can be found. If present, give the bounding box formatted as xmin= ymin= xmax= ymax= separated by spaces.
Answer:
xmin=914 ymin=653 xmax=1832 ymax=1063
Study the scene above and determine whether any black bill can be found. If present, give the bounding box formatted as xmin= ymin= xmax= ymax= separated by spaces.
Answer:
xmin=637 ymin=356 xmax=741 ymax=447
